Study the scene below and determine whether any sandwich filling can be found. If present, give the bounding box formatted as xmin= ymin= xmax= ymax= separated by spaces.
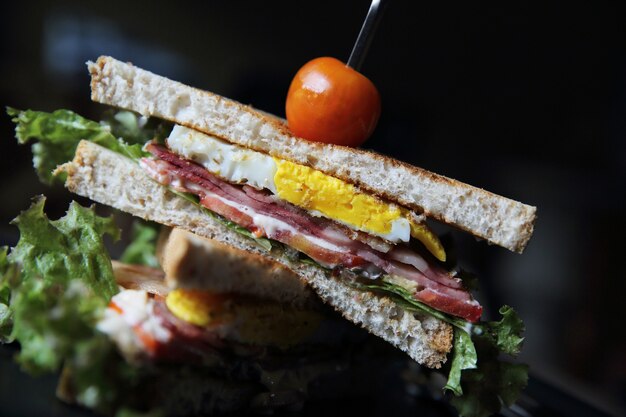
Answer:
xmin=1 ymin=196 xmax=364 ymax=415
xmin=99 ymin=287 xmax=327 ymax=363
xmin=7 ymin=101 xmax=529 ymax=417
xmin=140 ymin=140 xmax=482 ymax=323
xmin=167 ymin=125 xmax=446 ymax=261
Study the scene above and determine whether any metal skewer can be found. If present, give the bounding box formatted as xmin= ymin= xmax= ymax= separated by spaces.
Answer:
xmin=347 ymin=0 xmax=389 ymax=71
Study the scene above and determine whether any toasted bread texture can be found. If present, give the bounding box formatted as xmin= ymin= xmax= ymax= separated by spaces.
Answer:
xmin=111 ymin=260 xmax=170 ymax=296
xmin=157 ymin=228 xmax=318 ymax=308
xmin=58 ymin=140 xmax=452 ymax=368
xmin=88 ymin=55 xmax=536 ymax=253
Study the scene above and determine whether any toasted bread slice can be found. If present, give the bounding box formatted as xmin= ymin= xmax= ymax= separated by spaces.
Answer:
xmin=111 ymin=261 xmax=169 ymax=295
xmin=88 ymin=55 xmax=536 ymax=253
xmin=157 ymin=228 xmax=318 ymax=308
xmin=57 ymin=140 xmax=453 ymax=368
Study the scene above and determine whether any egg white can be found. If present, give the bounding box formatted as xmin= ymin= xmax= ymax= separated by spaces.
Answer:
xmin=168 ymin=125 xmax=277 ymax=193
xmin=166 ymin=125 xmax=411 ymax=242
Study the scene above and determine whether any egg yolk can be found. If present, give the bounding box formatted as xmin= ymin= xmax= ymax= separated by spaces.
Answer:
xmin=409 ymin=222 xmax=446 ymax=262
xmin=165 ymin=125 xmax=446 ymax=261
xmin=273 ymin=159 xmax=446 ymax=261
xmin=165 ymin=289 xmax=228 ymax=327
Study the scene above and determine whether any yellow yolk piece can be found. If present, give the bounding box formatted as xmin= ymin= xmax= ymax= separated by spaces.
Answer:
xmin=274 ymin=158 xmax=446 ymax=261
xmin=408 ymin=220 xmax=447 ymax=262
xmin=166 ymin=126 xmax=446 ymax=260
xmin=165 ymin=289 xmax=227 ymax=327
xmin=274 ymin=159 xmax=403 ymax=237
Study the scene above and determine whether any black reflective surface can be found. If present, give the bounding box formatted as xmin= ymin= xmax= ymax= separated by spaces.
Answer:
xmin=0 ymin=342 xmax=615 ymax=417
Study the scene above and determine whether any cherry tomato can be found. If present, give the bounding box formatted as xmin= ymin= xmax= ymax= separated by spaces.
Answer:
xmin=286 ymin=57 xmax=381 ymax=147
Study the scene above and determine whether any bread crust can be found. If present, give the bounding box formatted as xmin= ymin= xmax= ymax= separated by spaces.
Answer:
xmin=158 ymin=228 xmax=319 ymax=308
xmin=58 ymin=140 xmax=452 ymax=368
xmin=88 ymin=56 xmax=536 ymax=253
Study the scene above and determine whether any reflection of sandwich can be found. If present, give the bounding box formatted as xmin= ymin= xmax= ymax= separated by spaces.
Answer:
xmin=156 ymin=227 xmax=316 ymax=307
xmin=108 ymin=227 xmax=345 ymax=357
xmin=94 ymin=228 xmax=362 ymax=414
xmin=1 ymin=198 xmax=365 ymax=415
xmin=9 ymin=55 xmax=534 ymax=416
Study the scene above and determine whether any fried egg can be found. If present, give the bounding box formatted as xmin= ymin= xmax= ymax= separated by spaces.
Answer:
xmin=167 ymin=125 xmax=445 ymax=261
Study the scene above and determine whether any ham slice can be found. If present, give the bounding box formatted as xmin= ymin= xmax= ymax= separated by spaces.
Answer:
xmin=141 ymin=144 xmax=483 ymax=322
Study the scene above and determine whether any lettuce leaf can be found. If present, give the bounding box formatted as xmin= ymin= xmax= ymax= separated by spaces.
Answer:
xmin=99 ymin=110 xmax=171 ymax=146
xmin=350 ymin=277 xmax=468 ymax=327
xmin=444 ymin=305 xmax=526 ymax=410
xmin=449 ymin=330 xmax=528 ymax=417
xmin=9 ymin=107 xmax=275 ymax=252
xmin=9 ymin=195 xmax=120 ymax=301
xmin=478 ymin=305 xmax=525 ymax=356
xmin=8 ymin=107 xmax=526 ymax=416
xmin=7 ymin=108 xmax=151 ymax=184
xmin=119 ymin=221 xmax=160 ymax=268
xmin=0 ymin=246 xmax=14 ymax=342
xmin=1 ymin=197 xmax=147 ymax=414
xmin=348 ymin=277 xmax=527 ymax=417
xmin=5 ymin=196 xmax=120 ymax=373
xmin=444 ymin=328 xmax=477 ymax=396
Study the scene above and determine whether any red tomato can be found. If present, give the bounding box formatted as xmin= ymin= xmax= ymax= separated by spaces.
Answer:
xmin=286 ymin=57 xmax=381 ymax=147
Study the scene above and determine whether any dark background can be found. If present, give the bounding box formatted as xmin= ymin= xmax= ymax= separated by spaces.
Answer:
xmin=1 ymin=1 xmax=624 ymax=415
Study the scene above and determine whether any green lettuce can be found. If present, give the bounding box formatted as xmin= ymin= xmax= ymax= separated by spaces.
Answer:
xmin=7 ymin=108 xmax=153 ymax=184
xmin=9 ymin=107 xmax=276 ymax=252
xmin=445 ymin=328 xmax=478 ymax=396
xmin=9 ymin=196 xmax=120 ymax=300
xmin=6 ymin=196 xmax=120 ymax=372
xmin=350 ymin=277 xmax=527 ymax=417
xmin=119 ymin=221 xmax=160 ymax=268
xmin=8 ymin=107 xmax=527 ymax=416
xmin=449 ymin=310 xmax=528 ymax=417
xmin=0 ymin=246 xmax=14 ymax=342
xmin=1 ymin=197 xmax=145 ymax=414
xmin=99 ymin=110 xmax=170 ymax=146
